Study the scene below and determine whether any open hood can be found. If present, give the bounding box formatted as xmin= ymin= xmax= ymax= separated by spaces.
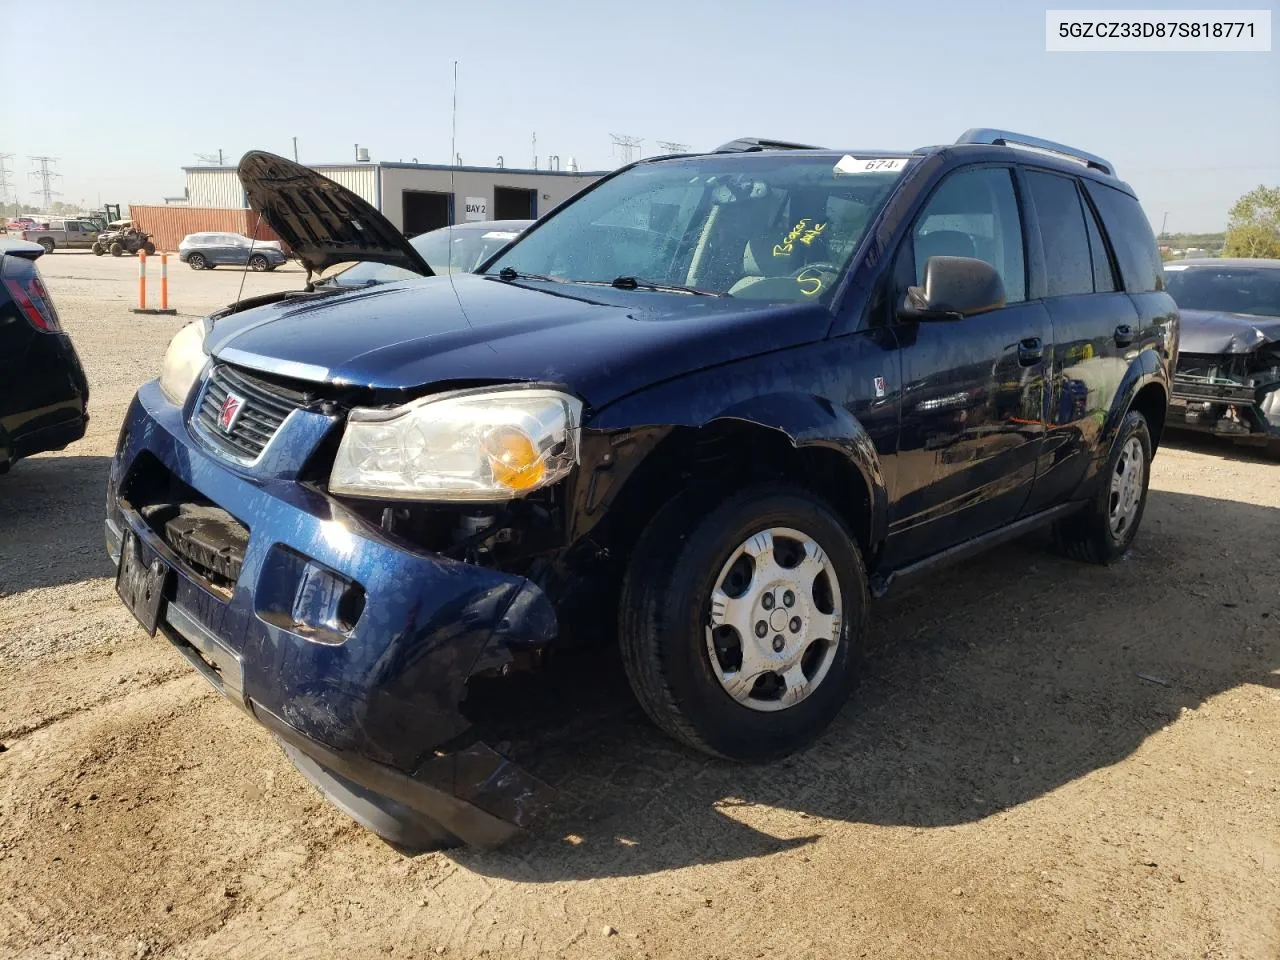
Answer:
xmin=237 ymin=151 xmax=432 ymax=279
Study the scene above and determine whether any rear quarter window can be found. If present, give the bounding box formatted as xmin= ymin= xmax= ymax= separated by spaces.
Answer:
xmin=1082 ymin=181 xmax=1163 ymax=293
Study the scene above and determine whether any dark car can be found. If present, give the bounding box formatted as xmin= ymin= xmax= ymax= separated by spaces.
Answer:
xmin=1 ymin=238 xmax=89 ymax=473
xmin=105 ymin=133 xmax=1176 ymax=850
xmin=317 ymin=220 xmax=533 ymax=289
xmin=177 ymin=232 xmax=288 ymax=271
xmin=1164 ymin=258 xmax=1280 ymax=457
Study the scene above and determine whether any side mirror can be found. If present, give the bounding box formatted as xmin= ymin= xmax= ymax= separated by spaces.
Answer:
xmin=898 ymin=255 xmax=1006 ymax=321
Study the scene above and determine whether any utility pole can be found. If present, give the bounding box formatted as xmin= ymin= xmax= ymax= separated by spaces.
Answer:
xmin=0 ymin=153 xmax=14 ymax=206
xmin=609 ymin=134 xmax=643 ymax=165
xmin=292 ymin=137 xmax=298 ymax=162
xmin=450 ymin=61 xmax=458 ymax=167
xmin=1160 ymin=211 xmax=1169 ymax=238
xmin=28 ymin=156 xmax=62 ymax=210
xmin=532 ymin=131 xmax=537 ymax=170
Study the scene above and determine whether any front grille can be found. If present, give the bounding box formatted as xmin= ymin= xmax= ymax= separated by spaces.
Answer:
xmin=195 ymin=364 xmax=305 ymax=461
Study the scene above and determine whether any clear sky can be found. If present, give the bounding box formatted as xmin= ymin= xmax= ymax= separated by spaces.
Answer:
xmin=2 ymin=0 xmax=1276 ymax=232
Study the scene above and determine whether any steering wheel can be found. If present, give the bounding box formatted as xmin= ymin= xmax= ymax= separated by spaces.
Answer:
xmin=790 ymin=262 xmax=840 ymax=297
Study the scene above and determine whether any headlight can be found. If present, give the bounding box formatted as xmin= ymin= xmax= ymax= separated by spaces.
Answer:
xmin=329 ymin=387 xmax=583 ymax=501
xmin=159 ymin=319 xmax=210 ymax=404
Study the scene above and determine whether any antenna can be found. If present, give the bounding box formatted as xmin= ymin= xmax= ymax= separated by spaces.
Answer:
xmin=610 ymin=134 xmax=643 ymax=164
xmin=28 ymin=156 xmax=62 ymax=209
xmin=0 ymin=153 xmax=14 ymax=205
xmin=193 ymin=151 xmax=224 ymax=166
xmin=657 ymin=140 xmax=690 ymax=155
xmin=532 ymin=131 xmax=537 ymax=170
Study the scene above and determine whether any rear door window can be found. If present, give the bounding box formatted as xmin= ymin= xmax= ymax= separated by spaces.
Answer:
xmin=912 ymin=166 xmax=1026 ymax=303
xmin=1082 ymin=181 xmax=1164 ymax=292
xmin=1024 ymin=170 xmax=1093 ymax=298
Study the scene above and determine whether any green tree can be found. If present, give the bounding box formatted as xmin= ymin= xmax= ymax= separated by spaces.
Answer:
xmin=1223 ymin=185 xmax=1280 ymax=258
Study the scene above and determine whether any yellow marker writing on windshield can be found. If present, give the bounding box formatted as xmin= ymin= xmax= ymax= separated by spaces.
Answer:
xmin=774 ymin=220 xmax=828 ymax=257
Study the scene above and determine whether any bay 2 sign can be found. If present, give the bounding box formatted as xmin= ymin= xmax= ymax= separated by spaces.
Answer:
xmin=464 ymin=197 xmax=488 ymax=221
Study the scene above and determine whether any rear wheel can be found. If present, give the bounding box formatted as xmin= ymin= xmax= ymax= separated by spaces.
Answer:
xmin=619 ymin=484 xmax=867 ymax=761
xmin=1265 ymin=439 xmax=1280 ymax=462
xmin=142 ymin=241 xmax=156 ymax=255
xmin=247 ymin=254 xmax=269 ymax=272
xmin=187 ymin=253 xmax=207 ymax=270
xmin=1053 ymin=409 xmax=1152 ymax=564
xmin=38 ymin=238 xmax=55 ymax=254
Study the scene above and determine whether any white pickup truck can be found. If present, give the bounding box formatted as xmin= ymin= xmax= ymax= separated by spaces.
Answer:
xmin=12 ymin=219 xmax=101 ymax=253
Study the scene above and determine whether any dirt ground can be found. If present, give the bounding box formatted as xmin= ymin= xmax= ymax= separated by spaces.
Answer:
xmin=1 ymin=250 xmax=1276 ymax=960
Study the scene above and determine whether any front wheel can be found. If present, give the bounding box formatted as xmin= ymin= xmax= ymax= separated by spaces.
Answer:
xmin=91 ymin=242 xmax=104 ymax=255
xmin=109 ymin=242 xmax=123 ymax=257
xmin=1053 ymin=409 xmax=1153 ymax=564
xmin=619 ymin=484 xmax=867 ymax=761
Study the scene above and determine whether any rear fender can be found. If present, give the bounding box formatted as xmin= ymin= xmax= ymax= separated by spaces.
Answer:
xmin=1084 ymin=348 xmax=1167 ymax=493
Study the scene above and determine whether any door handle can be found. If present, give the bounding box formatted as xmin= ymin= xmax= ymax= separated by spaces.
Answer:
xmin=1114 ymin=324 xmax=1134 ymax=347
xmin=1018 ymin=337 xmax=1044 ymax=366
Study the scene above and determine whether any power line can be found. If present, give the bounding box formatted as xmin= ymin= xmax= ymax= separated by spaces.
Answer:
xmin=28 ymin=156 xmax=62 ymax=209
xmin=194 ymin=150 xmax=225 ymax=166
xmin=657 ymin=140 xmax=690 ymax=155
xmin=609 ymin=134 xmax=643 ymax=165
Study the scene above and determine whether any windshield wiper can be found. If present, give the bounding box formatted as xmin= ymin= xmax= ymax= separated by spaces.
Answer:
xmin=608 ymin=276 xmax=729 ymax=297
xmin=497 ymin=266 xmax=560 ymax=283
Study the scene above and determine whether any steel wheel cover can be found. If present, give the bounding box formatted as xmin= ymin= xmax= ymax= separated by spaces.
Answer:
xmin=1109 ymin=436 xmax=1144 ymax=538
xmin=704 ymin=527 xmax=843 ymax=713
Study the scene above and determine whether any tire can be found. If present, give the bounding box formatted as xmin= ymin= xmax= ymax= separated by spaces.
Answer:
xmin=38 ymin=238 xmax=55 ymax=254
xmin=187 ymin=253 xmax=207 ymax=270
xmin=91 ymin=242 xmax=104 ymax=256
xmin=619 ymin=483 xmax=868 ymax=761
xmin=247 ymin=254 xmax=269 ymax=272
xmin=1052 ymin=409 xmax=1153 ymax=564
xmin=109 ymin=242 xmax=123 ymax=257
xmin=1264 ymin=439 xmax=1280 ymax=462
xmin=143 ymin=241 xmax=156 ymax=255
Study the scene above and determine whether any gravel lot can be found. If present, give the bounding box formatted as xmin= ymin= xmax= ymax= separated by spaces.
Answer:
xmin=1 ymin=250 xmax=1277 ymax=960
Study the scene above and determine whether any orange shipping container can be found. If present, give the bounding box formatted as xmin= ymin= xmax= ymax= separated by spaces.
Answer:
xmin=127 ymin=206 xmax=288 ymax=256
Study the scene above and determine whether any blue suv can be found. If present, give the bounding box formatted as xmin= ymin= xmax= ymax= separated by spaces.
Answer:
xmin=106 ymin=132 xmax=1177 ymax=849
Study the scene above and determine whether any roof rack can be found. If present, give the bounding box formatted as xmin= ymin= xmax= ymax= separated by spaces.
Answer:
xmin=955 ymin=128 xmax=1114 ymax=176
xmin=713 ymin=137 xmax=826 ymax=154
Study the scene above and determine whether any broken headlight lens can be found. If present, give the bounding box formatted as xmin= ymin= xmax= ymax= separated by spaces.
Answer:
xmin=329 ymin=388 xmax=582 ymax=501
xmin=159 ymin=319 xmax=210 ymax=405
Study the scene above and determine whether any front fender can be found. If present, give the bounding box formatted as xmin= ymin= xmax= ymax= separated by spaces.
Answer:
xmin=583 ymin=349 xmax=891 ymax=554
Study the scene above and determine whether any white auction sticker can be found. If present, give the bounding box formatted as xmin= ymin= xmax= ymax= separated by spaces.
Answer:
xmin=1046 ymin=10 xmax=1271 ymax=51
xmin=835 ymin=156 xmax=910 ymax=176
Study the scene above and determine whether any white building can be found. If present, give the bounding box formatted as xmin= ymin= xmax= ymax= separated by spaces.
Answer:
xmin=184 ymin=160 xmax=608 ymax=236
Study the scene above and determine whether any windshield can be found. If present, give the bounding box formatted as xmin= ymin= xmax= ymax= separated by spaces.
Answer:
xmin=325 ymin=224 xmax=526 ymax=288
xmin=485 ymin=154 xmax=909 ymax=303
xmin=1165 ymin=265 xmax=1280 ymax=319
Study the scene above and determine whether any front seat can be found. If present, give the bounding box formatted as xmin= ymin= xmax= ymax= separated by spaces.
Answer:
xmin=728 ymin=236 xmax=799 ymax=296
xmin=913 ymin=229 xmax=977 ymax=276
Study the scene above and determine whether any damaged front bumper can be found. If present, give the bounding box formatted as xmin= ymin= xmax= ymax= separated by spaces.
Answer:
xmin=1169 ymin=372 xmax=1280 ymax=443
xmin=105 ymin=379 xmax=558 ymax=849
